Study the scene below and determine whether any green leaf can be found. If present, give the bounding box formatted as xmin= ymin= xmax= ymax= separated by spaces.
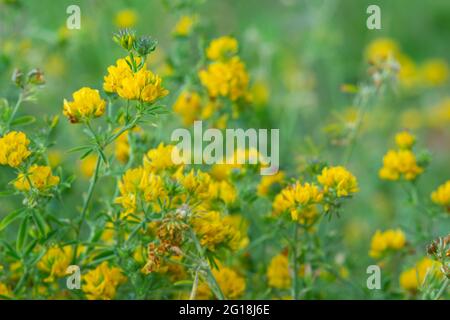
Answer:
xmin=11 ymin=115 xmax=36 ymax=126
xmin=0 ymin=239 xmax=20 ymax=260
xmin=16 ymin=216 xmax=29 ymax=253
xmin=0 ymin=208 xmax=25 ymax=231
xmin=32 ymin=211 xmax=47 ymax=238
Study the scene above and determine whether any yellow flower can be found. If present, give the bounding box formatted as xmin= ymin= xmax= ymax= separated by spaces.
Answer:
xmin=206 ymin=36 xmax=238 ymax=61
xmin=114 ymin=9 xmax=137 ymax=28
xmin=399 ymin=257 xmax=442 ymax=293
xmin=79 ymin=154 xmax=97 ymax=179
xmin=267 ymin=253 xmax=291 ymax=289
xmin=431 ymin=180 xmax=450 ymax=209
xmin=395 ymin=131 xmax=415 ymax=149
xmin=317 ymin=166 xmax=359 ymax=197
xmin=191 ymin=211 xmax=242 ymax=251
xmin=116 ymin=68 xmax=169 ymax=103
xmin=14 ymin=165 xmax=59 ymax=191
xmin=273 ymin=182 xmax=323 ymax=223
xmin=115 ymin=166 xmax=167 ymax=217
xmin=197 ymin=266 xmax=246 ymax=299
xmin=0 ymin=282 xmax=12 ymax=299
xmin=63 ymin=87 xmax=106 ymax=123
xmin=208 ymin=180 xmax=237 ymax=204
xmin=0 ymin=131 xmax=31 ymax=168
xmin=420 ymin=59 xmax=449 ymax=86
xmin=379 ymin=150 xmax=423 ymax=181
xmin=223 ymin=214 xmax=249 ymax=249
xmin=173 ymin=91 xmax=202 ymax=125
xmin=365 ymin=38 xmax=400 ymax=64
xmin=257 ymin=171 xmax=284 ymax=196
xmin=37 ymin=245 xmax=72 ymax=282
xmin=369 ymin=229 xmax=406 ymax=259
xmin=199 ymin=56 xmax=249 ymax=101
xmin=173 ymin=15 xmax=196 ymax=37
xmin=82 ymin=262 xmax=126 ymax=300
xmin=143 ymin=143 xmax=179 ymax=172
xmin=103 ymin=57 xmax=135 ymax=93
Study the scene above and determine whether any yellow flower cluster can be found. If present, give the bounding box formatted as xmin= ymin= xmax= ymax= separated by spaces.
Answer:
xmin=199 ymin=56 xmax=250 ymax=101
xmin=272 ymin=166 xmax=358 ymax=223
xmin=369 ymin=229 xmax=406 ymax=259
xmin=273 ymin=182 xmax=323 ymax=223
xmin=191 ymin=210 xmax=242 ymax=251
xmin=82 ymin=262 xmax=126 ymax=300
xmin=365 ymin=38 xmax=448 ymax=88
xmin=431 ymin=180 xmax=450 ymax=210
xmin=206 ymin=36 xmax=238 ymax=61
xmin=104 ymin=57 xmax=168 ymax=103
xmin=114 ymin=9 xmax=137 ymax=28
xmin=0 ymin=282 xmax=12 ymax=298
xmin=37 ymin=245 xmax=72 ymax=282
xmin=63 ymin=87 xmax=106 ymax=123
xmin=197 ymin=266 xmax=246 ymax=299
xmin=399 ymin=257 xmax=442 ymax=292
xmin=199 ymin=36 xmax=249 ymax=101
xmin=173 ymin=15 xmax=197 ymax=37
xmin=379 ymin=132 xmax=423 ymax=181
xmin=317 ymin=166 xmax=359 ymax=197
xmin=172 ymin=91 xmax=202 ymax=125
xmin=0 ymin=131 xmax=31 ymax=167
xmin=143 ymin=142 xmax=178 ymax=172
xmin=14 ymin=165 xmax=59 ymax=191
xmin=267 ymin=253 xmax=291 ymax=289
xmin=395 ymin=131 xmax=415 ymax=149
xmin=115 ymin=166 xmax=167 ymax=217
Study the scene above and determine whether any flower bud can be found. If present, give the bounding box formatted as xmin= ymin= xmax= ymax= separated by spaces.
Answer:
xmin=113 ymin=29 xmax=136 ymax=51
xmin=133 ymin=36 xmax=157 ymax=56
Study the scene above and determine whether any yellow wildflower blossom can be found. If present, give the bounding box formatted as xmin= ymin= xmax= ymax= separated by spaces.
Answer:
xmin=114 ymin=9 xmax=137 ymax=28
xmin=191 ymin=211 xmax=242 ymax=251
xmin=0 ymin=131 xmax=31 ymax=168
xmin=199 ymin=56 xmax=249 ymax=101
xmin=14 ymin=165 xmax=59 ymax=191
xmin=143 ymin=143 xmax=179 ymax=172
xmin=267 ymin=253 xmax=291 ymax=289
xmin=63 ymin=87 xmax=106 ymax=123
xmin=0 ymin=282 xmax=12 ymax=298
xmin=395 ymin=131 xmax=415 ymax=149
xmin=317 ymin=166 xmax=359 ymax=197
xmin=206 ymin=36 xmax=238 ymax=61
xmin=37 ymin=245 xmax=72 ymax=282
xmin=197 ymin=266 xmax=246 ymax=299
xmin=103 ymin=57 xmax=135 ymax=93
xmin=379 ymin=150 xmax=423 ymax=181
xmin=369 ymin=229 xmax=406 ymax=259
xmin=399 ymin=257 xmax=442 ymax=293
xmin=82 ymin=262 xmax=126 ymax=300
xmin=431 ymin=180 xmax=450 ymax=210
xmin=365 ymin=38 xmax=400 ymax=64
xmin=173 ymin=91 xmax=202 ymax=125
xmin=173 ymin=15 xmax=196 ymax=37
xmin=273 ymin=182 xmax=323 ymax=223
xmin=420 ymin=58 xmax=449 ymax=86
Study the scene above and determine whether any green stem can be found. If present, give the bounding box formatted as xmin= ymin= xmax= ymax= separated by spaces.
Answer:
xmin=72 ymin=155 xmax=102 ymax=264
xmin=291 ymin=223 xmax=299 ymax=300
xmin=5 ymin=91 xmax=24 ymax=132
xmin=189 ymin=268 xmax=200 ymax=300
xmin=434 ymin=278 xmax=449 ymax=300
xmin=189 ymin=229 xmax=225 ymax=300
